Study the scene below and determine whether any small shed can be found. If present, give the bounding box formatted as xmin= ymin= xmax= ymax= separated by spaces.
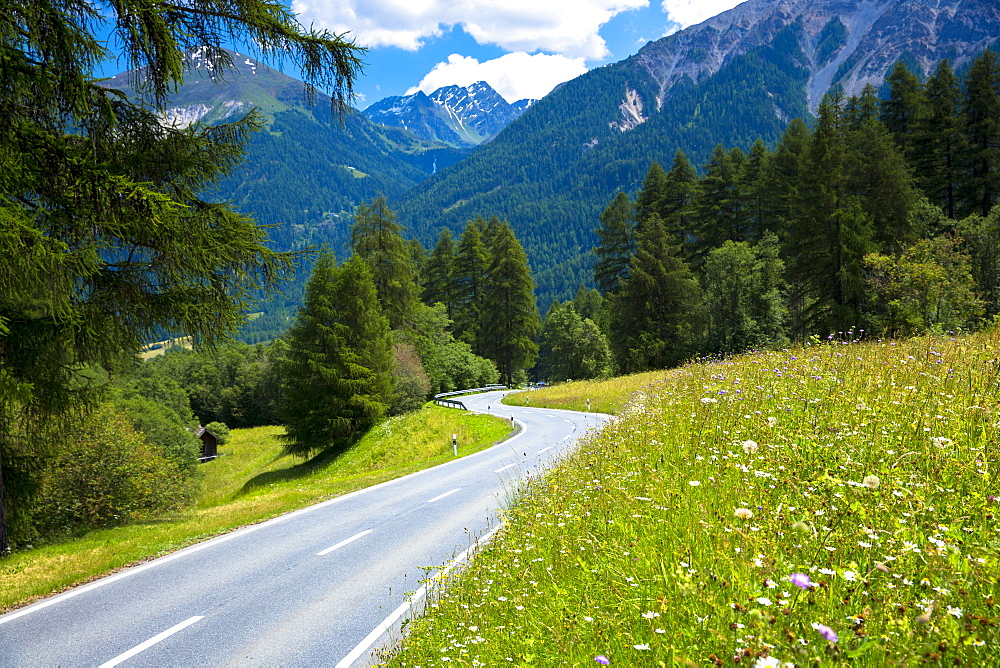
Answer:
xmin=196 ymin=426 xmax=218 ymax=462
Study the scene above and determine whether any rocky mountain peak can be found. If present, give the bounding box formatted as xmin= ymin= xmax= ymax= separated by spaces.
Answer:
xmin=364 ymin=81 xmax=537 ymax=147
xmin=632 ymin=0 xmax=1000 ymax=113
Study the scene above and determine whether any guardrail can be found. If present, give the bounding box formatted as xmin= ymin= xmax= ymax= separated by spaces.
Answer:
xmin=433 ymin=385 xmax=507 ymax=409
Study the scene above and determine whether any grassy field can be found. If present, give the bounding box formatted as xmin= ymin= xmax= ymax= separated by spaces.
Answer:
xmin=391 ymin=333 xmax=1000 ymax=666
xmin=0 ymin=405 xmax=510 ymax=613
xmin=502 ymin=370 xmax=669 ymax=414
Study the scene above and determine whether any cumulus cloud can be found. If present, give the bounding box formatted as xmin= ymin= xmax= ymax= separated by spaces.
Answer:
xmin=408 ymin=52 xmax=587 ymax=102
xmin=291 ymin=0 xmax=648 ymax=59
xmin=658 ymin=0 xmax=745 ymax=29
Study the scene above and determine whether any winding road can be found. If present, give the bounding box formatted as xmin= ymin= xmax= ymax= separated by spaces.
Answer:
xmin=0 ymin=391 xmax=609 ymax=667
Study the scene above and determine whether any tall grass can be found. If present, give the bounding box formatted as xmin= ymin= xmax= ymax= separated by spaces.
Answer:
xmin=0 ymin=405 xmax=509 ymax=612
xmin=502 ymin=370 xmax=668 ymax=414
xmin=391 ymin=333 xmax=1000 ymax=665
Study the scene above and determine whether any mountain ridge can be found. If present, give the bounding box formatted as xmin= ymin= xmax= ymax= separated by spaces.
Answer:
xmin=364 ymin=81 xmax=536 ymax=147
xmin=395 ymin=0 xmax=1000 ymax=306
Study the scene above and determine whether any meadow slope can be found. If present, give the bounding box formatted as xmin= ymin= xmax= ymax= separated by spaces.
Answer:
xmin=391 ymin=332 xmax=1000 ymax=665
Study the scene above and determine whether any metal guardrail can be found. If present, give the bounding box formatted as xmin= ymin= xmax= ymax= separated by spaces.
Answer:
xmin=434 ymin=397 xmax=467 ymax=409
xmin=433 ymin=385 xmax=507 ymax=409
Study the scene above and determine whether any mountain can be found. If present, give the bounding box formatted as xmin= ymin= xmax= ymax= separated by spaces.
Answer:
xmin=364 ymin=81 xmax=536 ymax=147
xmin=394 ymin=0 xmax=1000 ymax=306
xmin=101 ymin=48 xmax=470 ymax=254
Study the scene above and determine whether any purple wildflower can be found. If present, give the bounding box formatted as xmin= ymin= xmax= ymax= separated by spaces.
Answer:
xmin=595 ymin=655 xmax=611 ymax=665
xmin=812 ymin=622 xmax=838 ymax=642
xmin=790 ymin=573 xmax=812 ymax=590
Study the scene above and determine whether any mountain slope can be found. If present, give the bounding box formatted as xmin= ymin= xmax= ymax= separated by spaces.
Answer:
xmin=395 ymin=0 xmax=1000 ymax=306
xmin=364 ymin=81 xmax=535 ymax=147
xmin=101 ymin=49 xmax=469 ymax=255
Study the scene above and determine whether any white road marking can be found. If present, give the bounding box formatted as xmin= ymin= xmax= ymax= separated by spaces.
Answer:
xmin=317 ymin=530 xmax=373 ymax=556
xmin=537 ymin=447 xmax=552 ymax=454
xmin=98 ymin=616 xmax=204 ymax=668
xmin=426 ymin=488 xmax=461 ymax=503
xmin=335 ymin=523 xmax=505 ymax=668
xmin=493 ymin=463 xmax=517 ymax=473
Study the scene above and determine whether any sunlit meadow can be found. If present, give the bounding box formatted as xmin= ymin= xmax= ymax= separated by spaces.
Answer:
xmin=390 ymin=332 xmax=1000 ymax=666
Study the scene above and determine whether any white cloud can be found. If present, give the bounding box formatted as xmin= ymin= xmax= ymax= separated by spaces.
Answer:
xmin=408 ymin=52 xmax=587 ymax=102
xmin=658 ymin=0 xmax=745 ymax=29
xmin=291 ymin=0 xmax=648 ymax=60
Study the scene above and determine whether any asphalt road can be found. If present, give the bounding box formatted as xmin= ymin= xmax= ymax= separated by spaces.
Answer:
xmin=0 ymin=390 xmax=609 ymax=667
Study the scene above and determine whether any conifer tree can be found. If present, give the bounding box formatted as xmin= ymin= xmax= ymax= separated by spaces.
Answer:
xmin=452 ymin=220 xmax=490 ymax=346
xmin=915 ymin=60 xmax=963 ymax=218
xmin=694 ymin=145 xmax=748 ymax=257
xmin=477 ymin=223 xmax=540 ymax=385
xmin=593 ymin=192 xmax=636 ymax=294
xmin=0 ymin=0 xmax=362 ymax=553
xmin=788 ymin=94 xmax=876 ymax=335
xmin=278 ymin=254 xmax=394 ymax=457
xmin=663 ymin=150 xmax=699 ymax=244
xmin=960 ymin=50 xmax=1000 ymax=217
xmin=422 ymin=228 xmax=457 ymax=318
xmin=635 ymin=162 xmax=670 ymax=230
xmin=761 ymin=118 xmax=809 ymax=239
xmin=351 ymin=195 xmax=419 ymax=329
xmin=609 ymin=214 xmax=705 ymax=373
xmin=880 ymin=60 xmax=924 ymax=160
xmin=741 ymin=139 xmax=771 ymax=240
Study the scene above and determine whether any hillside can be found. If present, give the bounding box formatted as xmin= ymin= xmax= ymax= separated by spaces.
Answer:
xmin=394 ymin=0 xmax=1000 ymax=306
xmin=394 ymin=331 xmax=1000 ymax=664
xmin=101 ymin=48 xmax=472 ymax=255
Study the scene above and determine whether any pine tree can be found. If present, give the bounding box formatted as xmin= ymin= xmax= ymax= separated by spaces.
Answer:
xmin=915 ymin=60 xmax=963 ymax=218
xmin=960 ymin=50 xmax=1000 ymax=217
xmin=278 ymin=254 xmax=394 ymax=457
xmin=351 ymin=195 xmax=419 ymax=329
xmin=593 ymin=192 xmax=636 ymax=294
xmin=422 ymin=228 xmax=457 ymax=318
xmin=0 ymin=0 xmax=361 ymax=553
xmin=788 ymin=94 xmax=876 ymax=335
xmin=761 ymin=118 xmax=809 ymax=239
xmin=452 ymin=220 xmax=490 ymax=346
xmin=663 ymin=150 xmax=699 ymax=244
xmin=694 ymin=144 xmax=748 ymax=258
xmin=880 ymin=60 xmax=924 ymax=160
xmin=741 ymin=139 xmax=771 ymax=240
xmin=477 ymin=222 xmax=540 ymax=385
xmin=609 ymin=214 xmax=705 ymax=373
xmin=635 ymin=162 xmax=670 ymax=230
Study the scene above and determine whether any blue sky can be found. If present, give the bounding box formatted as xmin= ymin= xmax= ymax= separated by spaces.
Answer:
xmin=98 ymin=1 xmax=745 ymax=109
xmin=300 ymin=0 xmax=747 ymax=108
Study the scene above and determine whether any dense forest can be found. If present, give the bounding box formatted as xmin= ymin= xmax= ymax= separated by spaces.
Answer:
xmin=567 ymin=49 xmax=1000 ymax=375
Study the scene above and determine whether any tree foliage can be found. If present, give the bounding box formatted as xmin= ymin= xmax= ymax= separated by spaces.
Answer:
xmin=278 ymin=254 xmax=394 ymax=458
xmin=0 ymin=0 xmax=363 ymax=552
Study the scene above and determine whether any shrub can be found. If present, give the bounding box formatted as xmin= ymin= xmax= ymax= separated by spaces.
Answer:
xmin=31 ymin=405 xmax=191 ymax=541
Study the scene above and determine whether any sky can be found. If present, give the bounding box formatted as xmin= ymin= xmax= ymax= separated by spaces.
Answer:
xmin=96 ymin=1 xmax=746 ymax=109
xmin=291 ymin=0 xmax=747 ymax=108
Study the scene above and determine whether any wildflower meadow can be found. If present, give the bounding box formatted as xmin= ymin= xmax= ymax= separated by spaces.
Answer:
xmin=389 ymin=332 xmax=1000 ymax=665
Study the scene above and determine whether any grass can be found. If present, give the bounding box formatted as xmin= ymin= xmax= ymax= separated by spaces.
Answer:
xmin=502 ymin=370 xmax=668 ymax=415
xmin=0 ymin=404 xmax=510 ymax=613
xmin=390 ymin=332 xmax=1000 ymax=666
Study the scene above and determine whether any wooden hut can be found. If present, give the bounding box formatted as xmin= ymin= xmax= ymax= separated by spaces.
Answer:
xmin=196 ymin=426 xmax=218 ymax=462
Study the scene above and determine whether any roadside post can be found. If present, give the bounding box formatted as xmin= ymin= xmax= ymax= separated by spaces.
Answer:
xmin=452 ymin=434 xmax=457 ymax=457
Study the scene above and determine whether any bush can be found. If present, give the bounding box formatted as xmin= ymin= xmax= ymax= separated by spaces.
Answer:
xmin=390 ymin=343 xmax=432 ymax=415
xmin=31 ymin=405 xmax=191 ymax=541
xmin=204 ymin=421 xmax=230 ymax=445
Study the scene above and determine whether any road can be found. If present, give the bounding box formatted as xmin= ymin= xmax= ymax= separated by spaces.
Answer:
xmin=0 ymin=390 xmax=609 ymax=667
